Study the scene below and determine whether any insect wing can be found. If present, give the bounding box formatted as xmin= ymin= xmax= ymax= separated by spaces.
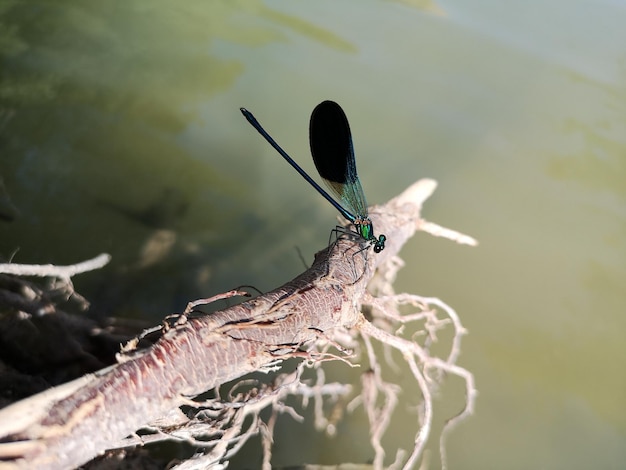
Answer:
xmin=309 ymin=100 xmax=368 ymax=218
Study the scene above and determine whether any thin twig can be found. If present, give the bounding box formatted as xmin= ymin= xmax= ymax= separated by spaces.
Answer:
xmin=0 ymin=253 xmax=111 ymax=277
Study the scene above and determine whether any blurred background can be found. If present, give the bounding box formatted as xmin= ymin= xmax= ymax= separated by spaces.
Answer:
xmin=1 ymin=0 xmax=624 ymax=468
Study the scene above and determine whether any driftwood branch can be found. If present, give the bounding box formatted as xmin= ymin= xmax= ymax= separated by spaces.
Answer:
xmin=0 ymin=254 xmax=112 ymax=313
xmin=0 ymin=179 xmax=477 ymax=469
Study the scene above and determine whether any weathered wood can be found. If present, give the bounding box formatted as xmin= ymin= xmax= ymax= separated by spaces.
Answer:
xmin=0 ymin=179 xmax=439 ymax=470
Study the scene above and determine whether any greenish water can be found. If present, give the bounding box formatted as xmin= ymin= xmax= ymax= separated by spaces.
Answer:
xmin=1 ymin=0 xmax=625 ymax=468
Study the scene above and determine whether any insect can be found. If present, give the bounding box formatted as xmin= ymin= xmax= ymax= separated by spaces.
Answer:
xmin=240 ymin=100 xmax=385 ymax=253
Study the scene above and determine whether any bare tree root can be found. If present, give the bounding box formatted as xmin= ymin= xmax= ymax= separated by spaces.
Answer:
xmin=0 ymin=253 xmax=141 ymax=404
xmin=0 ymin=179 xmax=477 ymax=469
